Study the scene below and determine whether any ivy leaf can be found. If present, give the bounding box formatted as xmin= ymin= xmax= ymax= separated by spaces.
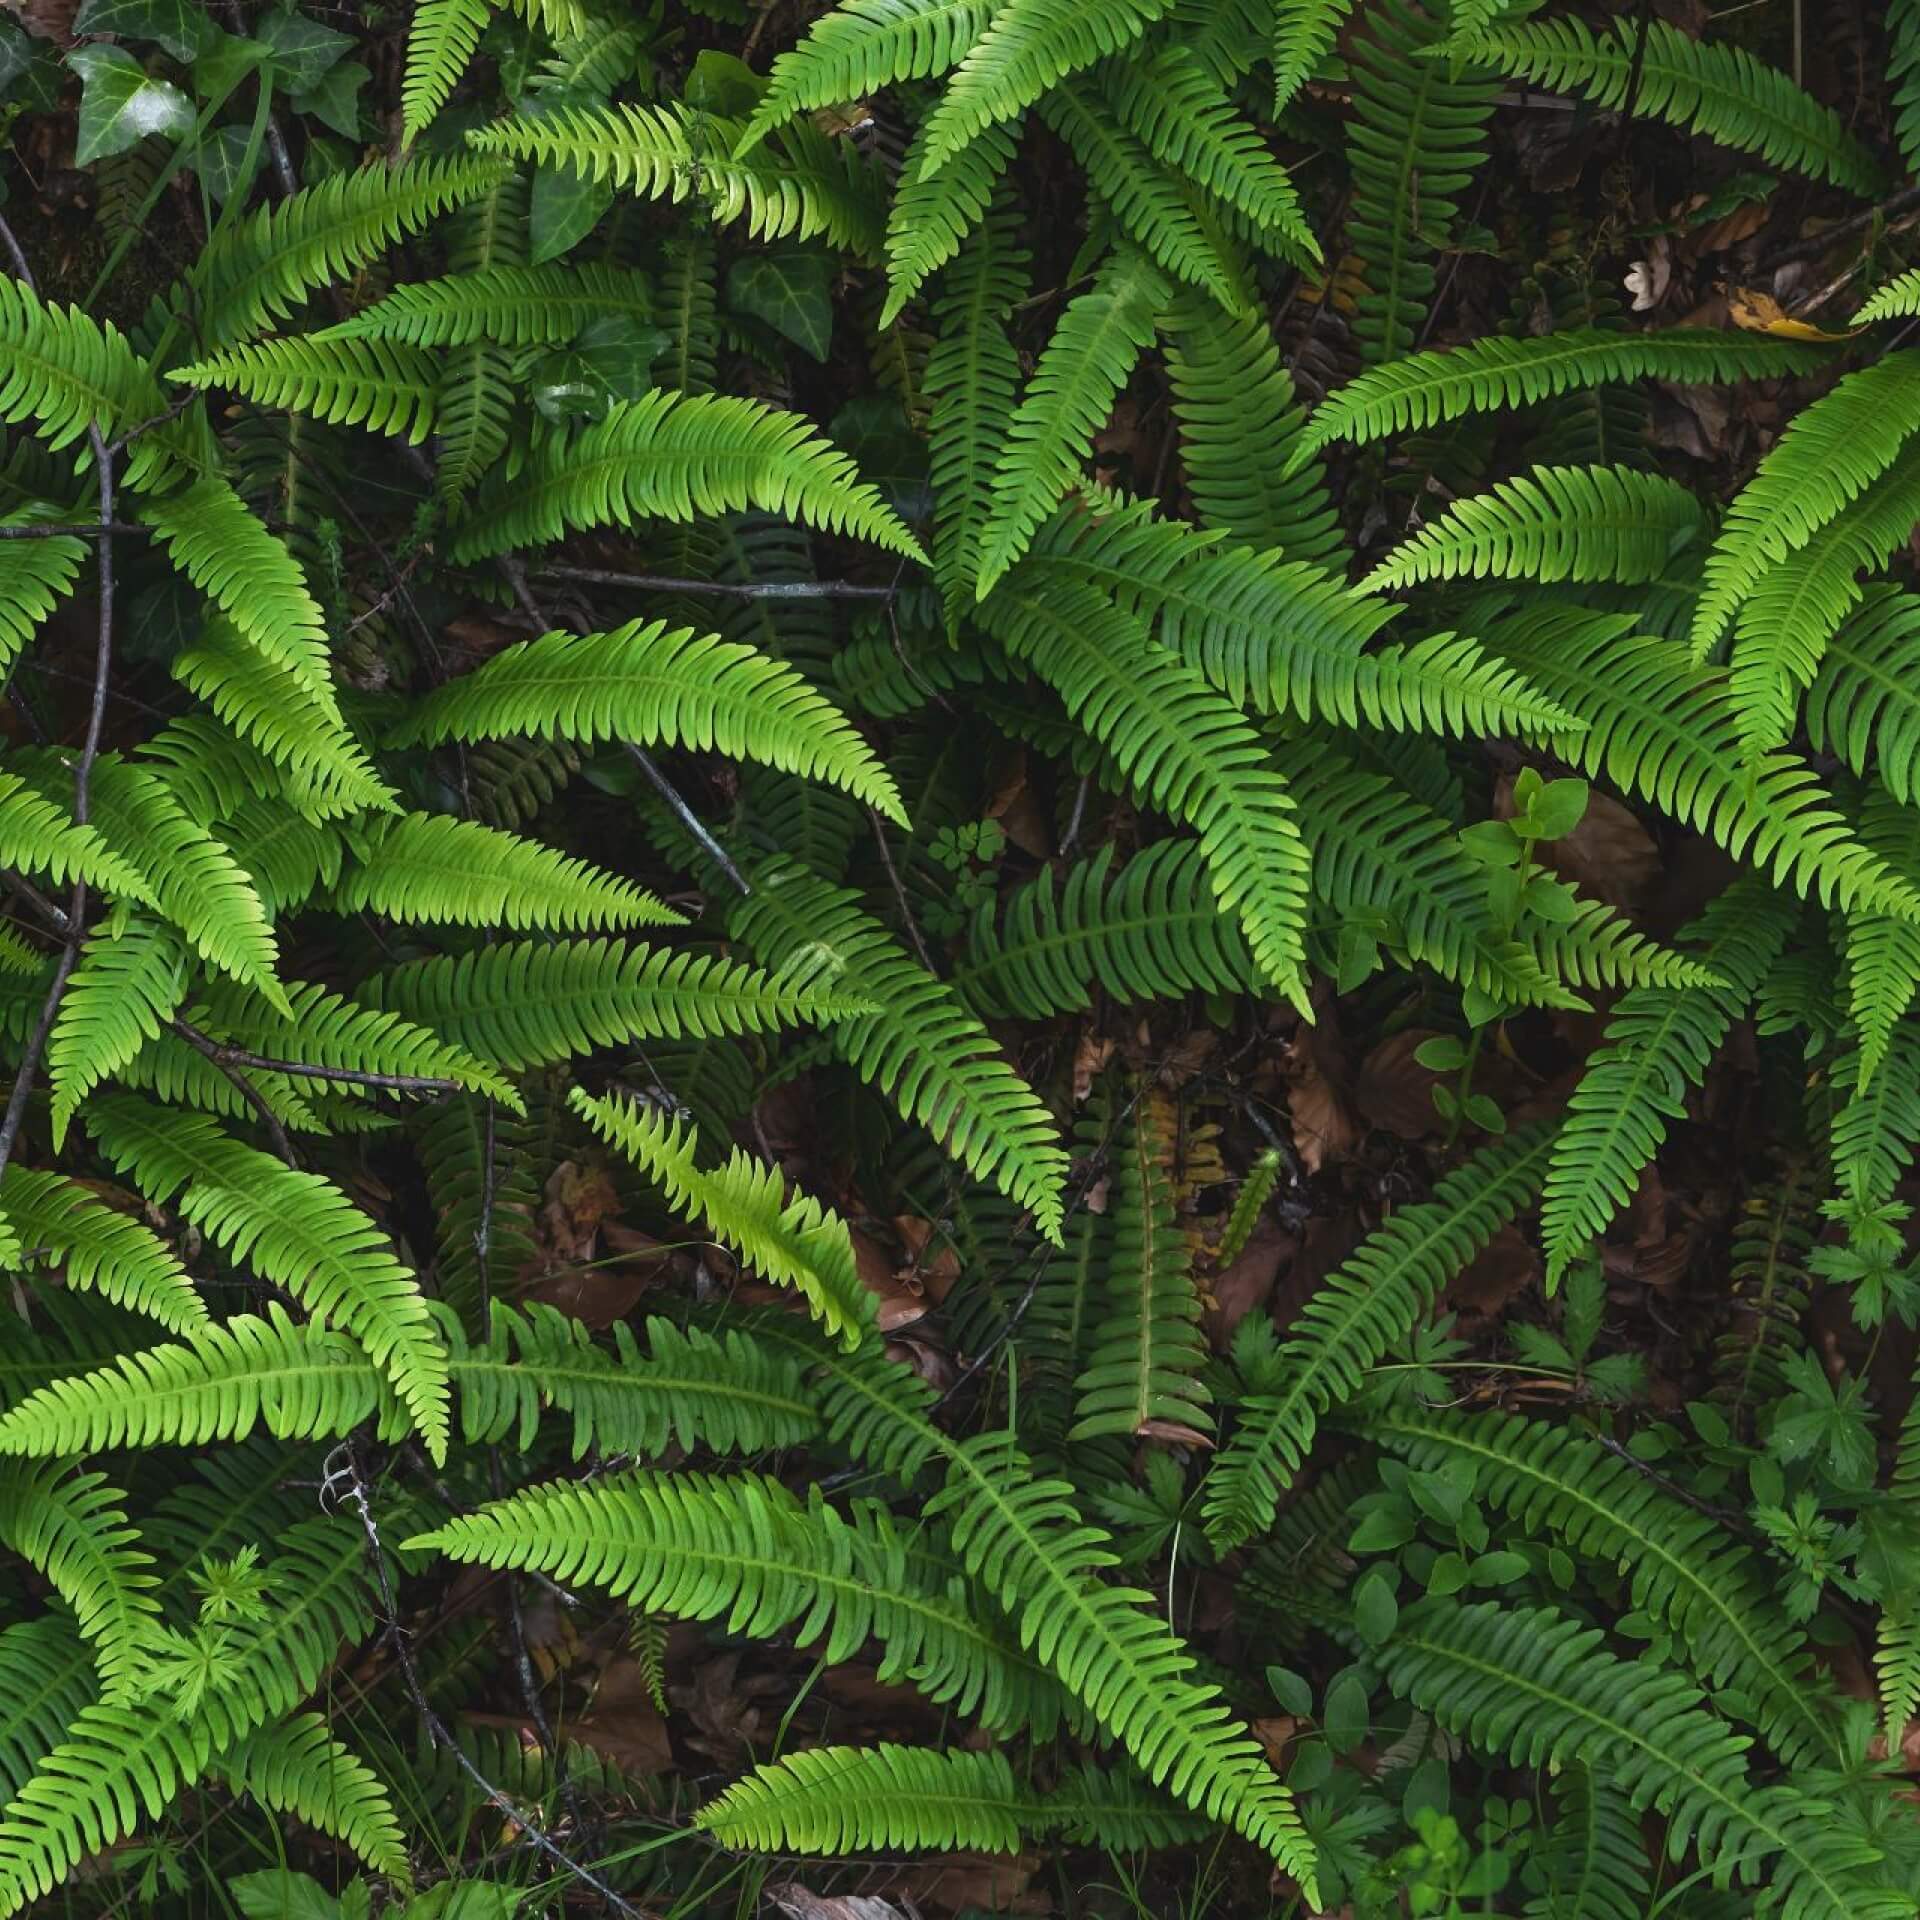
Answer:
xmin=530 ymin=164 xmax=613 ymax=264
xmin=292 ymin=58 xmax=367 ymax=140
xmin=69 ymin=45 xmax=194 ymax=164
xmin=190 ymin=27 xmax=270 ymax=100
xmin=193 ymin=121 xmax=261 ymax=204
xmin=256 ymin=9 xmax=352 ymax=91
xmin=73 ymin=0 xmax=207 ymax=62
xmin=728 ymin=246 xmax=835 ymax=360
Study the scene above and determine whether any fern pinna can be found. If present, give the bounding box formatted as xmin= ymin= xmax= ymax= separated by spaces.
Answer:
xmin=0 ymin=0 xmax=1918 ymax=1912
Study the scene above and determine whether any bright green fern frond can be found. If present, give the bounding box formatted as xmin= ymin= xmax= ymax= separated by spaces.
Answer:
xmin=448 ymin=388 xmax=924 ymax=563
xmin=0 ymin=514 xmax=86 ymax=678
xmin=1539 ymin=877 xmax=1794 ymax=1287
xmin=47 ymin=915 xmax=189 ymax=1150
xmin=0 ymin=1165 xmax=204 ymax=1335
xmin=139 ymin=474 xmax=337 ymax=706
xmin=186 ymin=976 xmax=523 ymax=1111
xmin=1378 ymin=1598 xmax=1909 ymax=1920
xmin=1202 ymin=1126 xmax=1551 ymax=1550
xmin=729 ymin=856 xmax=1070 ymax=1240
xmin=1272 ymin=0 xmax=1356 ymax=109
xmin=697 ymin=1743 xmax=1024 ymax=1853
xmin=1363 ymin=463 xmax=1706 ymax=591
xmin=220 ymin=1715 xmax=408 ymax=1884
xmin=0 ymin=1463 xmax=158 ymax=1706
xmin=0 ymin=769 xmax=158 ymax=908
xmin=358 ymin=938 xmax=859 ymax=1073
xmin=181 ymin=154 xmax=512 ymax=351
xmin=1038 ymin=85 xmax=1253 ymax=316
xmin=1829 ymin=1029 xmax=1920 ymax=1207
xmin=468 ymin=104 xmax=887 ymax=257
xmin=914 ymin=0 xmax=1177 ymax=181
xmin=1843 ymin=788 xmax=1920 ymax=1089
xmin=84 ymin=1094 xmax=450 ymax=1462
xmin=976 ymin=577 xmax=1312 ymax=1007
xmin=573 ymin=1086 xmax=874 ymax=1347
xmin=741 ymin=0 xmax=998 ymax=152
xmin=1370 ymin=1406 xmax=1841 ymax=1768
xmin=1161 ymin=295 xmax=1342 ymax=567
xmin=1692 ymin=354 xmax=1920 ymax=658
xmin=1071 ymin=1091 xmax=1211 ymax=1441
xmin=1878 ymin=1610 xmax=1920 ymax=1749
xmin=1858 ymin=268 xmax=1920 ymax=324
xmin=333 ymin=812 xmax=677 ymax=933
xmin=170 ymin=336 xmax=439 ymax=443
xmin=926 ymin=200 xmax=1029 ymax=617
xmin=321 ymin=262 xmax=654 ymax=347
xmin=1807 ymin=588 xmax=1920 ymax=805
xmin=1100 ymin=45 xmax=1318 ymax=264
xmin=1292 ymin=328 xmax=1829 ymax=467
xmin=881 ymin=116 xmax=1019 ymax=329
xmin=974 ymin=250 xmax=1168 ymax=595
xmin=401 ymin=0 xmax=491 ymax=143
xmin=389 ymin=619 xmax=905 ymax=822
xmin=1489 ymin=608 xmax=1920 ymax=920
xmin=1444 ymin=14 xmax=1884 ymax=193
xmin=406 ymin=1471 xmax=1063 ymax=1734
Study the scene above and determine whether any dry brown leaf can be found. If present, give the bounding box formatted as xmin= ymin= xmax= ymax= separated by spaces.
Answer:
xmin=1285 ymin=1051 xmax=1358 ymax=1173
xmin=1446 ymin=1224 xmax=1540 ymax=1320
xmin=1203 ymin=1218 xmax=1290 ymax=1345
xmin=1354 ymin=1029 xmax=1446 ymax=1142
xmin=568 ymin=1658 xmax=674 ymax=1775
xmin=768 ymin=1886 xmax=907 ymax=1920
xmin=1071 ymin=1030 xmax=1115 ymax=1104
xmin=1727 ymin=286 xmax=1861 ymax=341
xmin=876 ymin=1853 xmax=1046 ymax=1915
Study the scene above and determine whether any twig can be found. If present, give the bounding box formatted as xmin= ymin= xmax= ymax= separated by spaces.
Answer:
xmin=0 ymin=521 xmax=150 ymax=541
xmin=341 ymin=1444 xmax=655 ymax=1920
xmin=1590 ymin=1431 xmax=1753 ymax=1534
xmin=1763 ymin=183 xmax=1920 ymax=268
xmin=168 ymin=1019 xmax=465 ymax=1096
xmin=867 ymin=806 xmax=935 ymax=973
xmin=169 ymin=1022 xmax=299 ymax=1166
xmin=219 ymin=0 xmax=298 ymax=197
xmin=1058 ymin=775 xmax=1092 ymax=859
xmin=537 ymin=563 xmax=896 ymax=601
xmin=623 ymin=743 xmax=752 ymax=897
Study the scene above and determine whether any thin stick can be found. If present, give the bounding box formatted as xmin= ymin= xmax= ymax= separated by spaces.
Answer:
xmin=0 ymin=521 xmax=150 ymax=541
xmin=623 ymin=743 xmax=752 ymax=897
xmin=168 ymin=1019 xmax=466 ymax=1096
xmin=169 ymin=1023 xmax=299 ymax=1165
xmin=867 ymin=806 xmax=935 ymax=973
xmin=537 ymin=563 xmax=896 ymax=602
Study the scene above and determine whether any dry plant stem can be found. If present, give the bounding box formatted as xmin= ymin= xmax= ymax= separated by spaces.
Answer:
xmin=537 ymin=562 xmax=895 ymax=601
xmin=168 ymin=1020 xmax=466 ymax=1096
xmin=343 ymin=1444 xmax=656 ymax=1920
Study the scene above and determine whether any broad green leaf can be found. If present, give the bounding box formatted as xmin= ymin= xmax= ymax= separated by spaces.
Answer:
xmin=728 ymin=246 xmax=835 ymax=360
xmin=530 ymin=163 xmax=614 ymax=263
xmin=69 ymin=45 xmax=194 ymax=164
xmin=73 ymin=0 xmax=207 ymax=62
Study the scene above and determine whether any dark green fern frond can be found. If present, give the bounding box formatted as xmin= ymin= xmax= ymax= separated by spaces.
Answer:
xmin=1363 ymin=463 xmax=1706 ymax=591
xmin=1292 ymin=329 xmax=1829 ymax=467
xmin=1539 ymin=878 xmax=1794 ymax=1287
xmin=1202 ymin=1126 xmax=1552 ymax=1550
xmin=219 ymin=1714 xmax=408 ymax=1884
xmin=975 ymin=249 xmax=1169 ymax=595
xmin=390 ymin=618 xmax=905 ymax=821
xmin=448 ymin=389 xmax=925 ymax=563
xmin=881 ymin=116 xmax=1020 ymax=328
xmin=1807 ymin=588 xmax=1920 ymax=806
xmin=977 ymin=577 xmax=1313 ymax=1007
xmin=1444 ymin=14 xmax=1884 ymax=193
xmin=1272 ymin=0 xmax=1356 ymax=109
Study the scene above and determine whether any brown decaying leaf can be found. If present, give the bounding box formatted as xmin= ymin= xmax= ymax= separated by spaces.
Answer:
xmin=1354 ymin=1029 xmax=1447 ymax=1143
xmin=1203 ymin=1217 xmax=1291 ymax=1346
xmin=1283 ymin=1034 xmax=1358 ymax=1173
xmin=1446 ymin=1224 xmax=1540 ymax=1321
xmin=767 ymin=1886 xmax=908 ymax=1920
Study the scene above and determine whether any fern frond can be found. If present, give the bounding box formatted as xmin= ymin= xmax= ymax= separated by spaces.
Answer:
xmin=1345 ymin=0 xmax=1499 ymax=363
xmin=358 ymin=938 xmax=859 ymax=1072
xmin=1292 ymin=328 xmax=1829 ymax=467
xmin=1807 ymin=588 xmax=1920 ymax=805
xmin=390 ymin=619 xmax=905 ymax=822
xmin=1272 ymin=0 xmax=1356 ymax=108
xmin=0 ymin=1463 xmax=158 ymax=1705
xmin=1379 ymin=1599 xmax=1909 ymax=1920
xmin=881 ymin=117 xmax=1019 ymax=329
xmin=1526 ymin=1765 xmax=1650 ymax=1920
xmin=977 ymin=577 xmax=1312 ymax=1007
xmin=1858 ymin=268 xmax=1920 ymax=324
xmin=1071 ymin=1090 xmax=1211 ymax=1440
xmin=741 ymin=0 xmax=998 ymax=151
xmin=333 ymin=812 xmax=676 ymax=934
xmin=84 ymin=1094 xmax=450 ymax=1462
xmin=914 ymin=0 xmax=1176 ymax=180
xmin=0 ymin=1617 xmax=93 ymax=1806
xmin=1371 ymin=1406 xmax=1842 ymax=1768
xmin=220 ymin=1715 xmax=408 ymax=1883
xmin=1363 ymin=463 xmax=1706 ymax=591
xmin=1203 ymin=1127 xmax=1552 ymax=1550
xmin=1842 ymin=788 xmax=1920 ymax=1089
xmin=1100 ymin=46 xmax=1318 ymax=265
xmin=697 ymin=1743 xmax=1024 ymax=1853
xmin=407 ymin=1472 xmax=1064 ymax=1735
xmin=573 ymin=1088 xmax=874 ymax=1347
xmin=322 ymin=262 xmax=654 ymax=348
xmin=0 ymin=1165 xmax=204 ymax=1334
xmin=975 ymin=250 xmax=1169 ymax=596
xmin=1445 ymin=14 xmax=1885 ymax=193
xmin=1490 ymin=608 xmax=1920 ymax=920
xmin=46 ymin=916 xmax=189 ymax=1150
xmin=1161 ymin=295 xmax=1342 ymax=567
xmin=1539 ymin=878 xmax=1794 ymax=1286
xmin=1828 ymin=1030 xmax=1920 ymax=1206
xmin=1038 ymin=85 xmax=1253 ymax=316
xmin=926 ymin=201 xmax=1030 ymax=616
xmin=729 ymin=857 xmax=1070 ymax=1240
xmin=469 ymin=105 xmax=887 ymax=257
xmin=1692 ymin=353 xmax=1920 ymax=659
xmin=0 ymin=515 xmax=86 ymax=677
xmin=401 ymin=0 xmax=490 ymax=142
xmin=0 ymin=769 xmax=158 ymax=909
xmin=182 ymin=155 xmax=512 ymax=351
xmin=170 ymin=336 xmax=439 ymax=443
xmin=448 ymin=389 xmax=924 ymax=563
